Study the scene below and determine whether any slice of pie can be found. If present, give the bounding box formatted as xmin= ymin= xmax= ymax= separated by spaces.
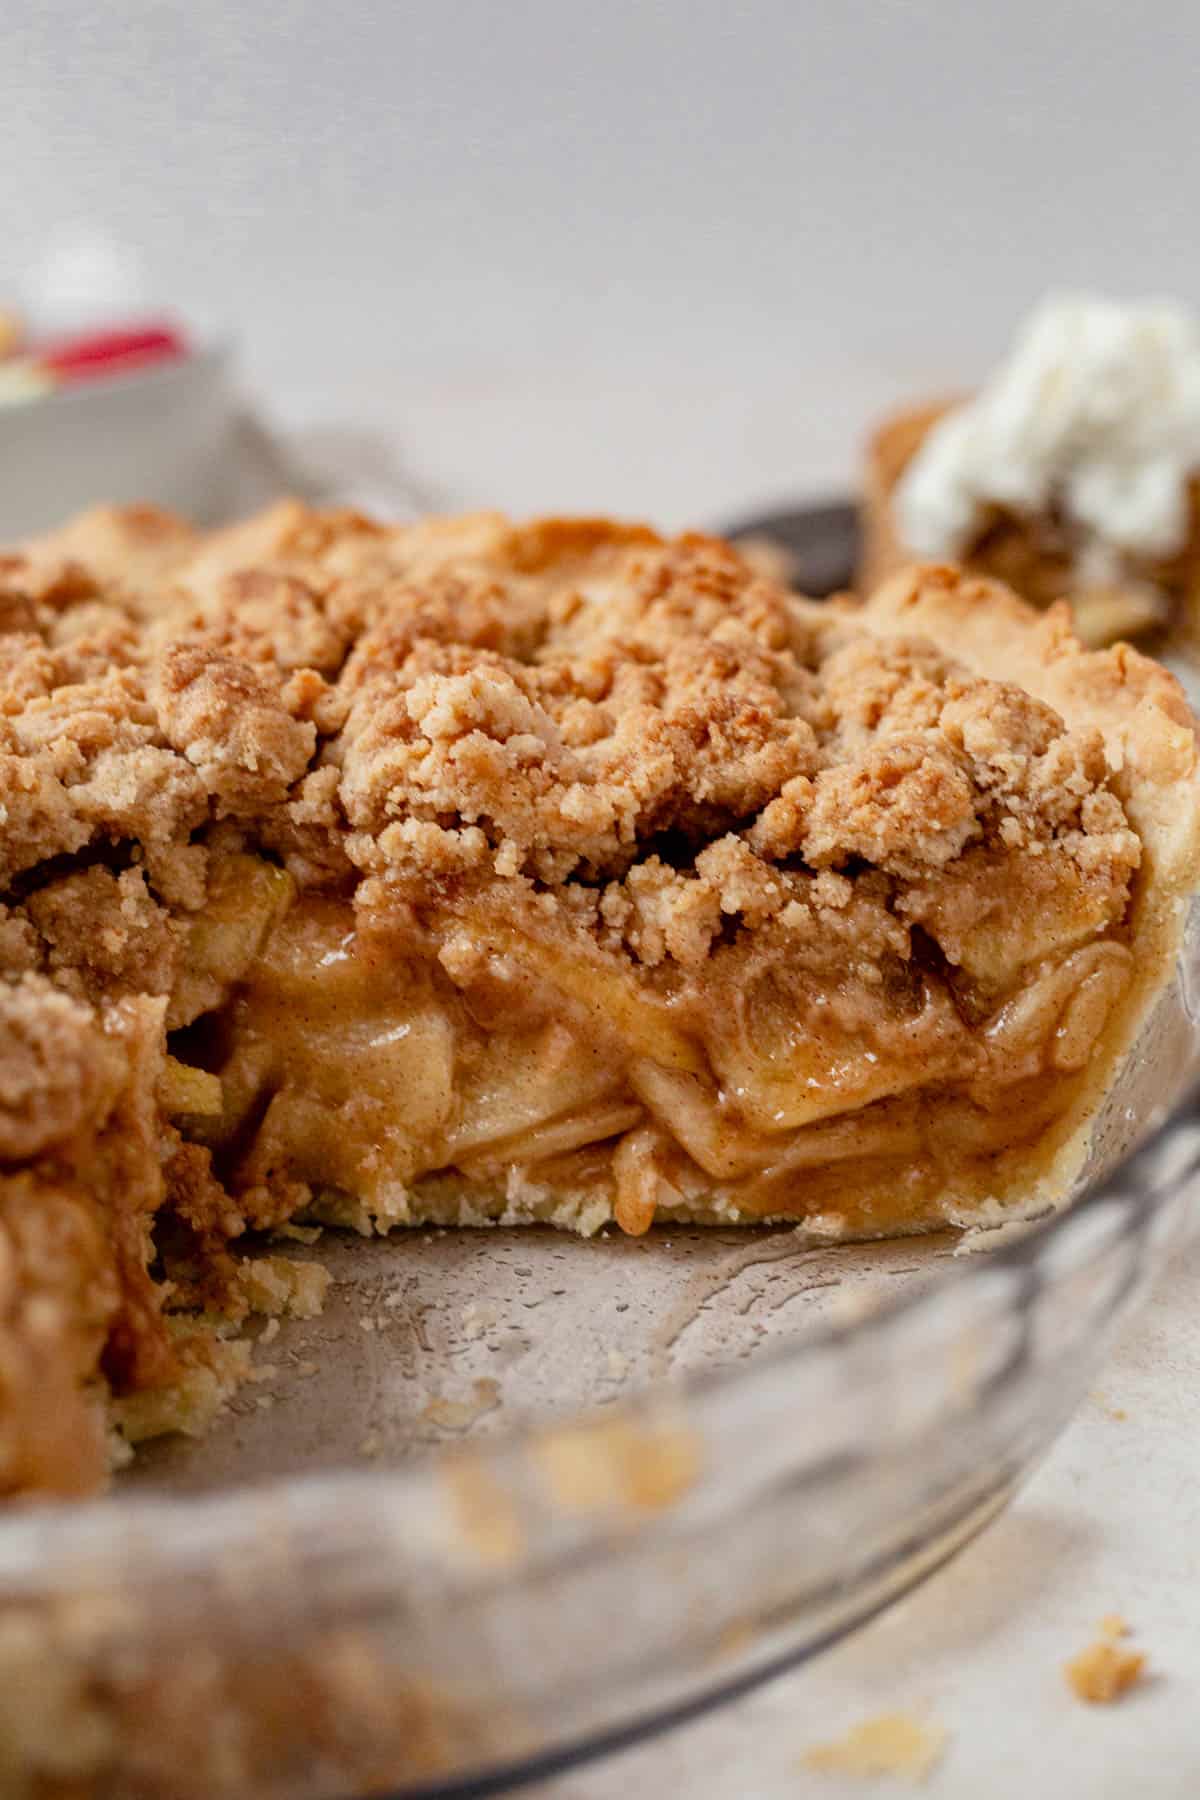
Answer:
xmin=3 ymin=501 xmax=1198 ymax=1498
xmin=861 ymin=294 xmax=1200 ymax=648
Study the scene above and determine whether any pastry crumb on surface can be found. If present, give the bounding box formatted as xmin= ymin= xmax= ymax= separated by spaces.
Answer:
xmin=1064 ymin=1617 xmax=1147 ymax=1704
xmin=801 ymin=1711 xmax=949 ymax=1782
xmin=236 ymin=1254 xmax=332 ymax=1321
xmin=271 ymin=1219 xmax=324 ymax=1245
xmin=420 ymin=1378 xmax=502 ymax=1432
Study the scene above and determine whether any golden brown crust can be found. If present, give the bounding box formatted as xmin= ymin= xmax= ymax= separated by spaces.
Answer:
xmin=860 ymin=567 xmax=1200 ymax=888
xmin=3 ymin=508 xmax=1154 ymax=961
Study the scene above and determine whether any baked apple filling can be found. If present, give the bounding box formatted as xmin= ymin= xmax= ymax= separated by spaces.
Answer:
xmin=2 ymin=500 xmax=1197 ymax=1496
xmin=167 ymin=873 xmax=1135 ymax=1243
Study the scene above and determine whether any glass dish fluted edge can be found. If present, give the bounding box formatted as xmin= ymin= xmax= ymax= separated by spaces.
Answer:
xmin=3 ymin=897 xmax=1200 ymax=1800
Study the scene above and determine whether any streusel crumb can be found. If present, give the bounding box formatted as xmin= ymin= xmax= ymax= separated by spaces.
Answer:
xmin=0 ymin=507 xmax=1143 ymax=954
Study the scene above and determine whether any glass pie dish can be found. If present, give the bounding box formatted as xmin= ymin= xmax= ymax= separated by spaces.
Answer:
xmin=0 ymin=885 xmax=1196 ymax=1799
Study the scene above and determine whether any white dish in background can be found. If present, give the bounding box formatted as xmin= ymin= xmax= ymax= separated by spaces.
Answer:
xmin=0 ymin=337 xmax=237 ymax=539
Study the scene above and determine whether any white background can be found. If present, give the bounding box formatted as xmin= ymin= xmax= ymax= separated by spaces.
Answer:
xmin=7 ymin=0 xmax=1200 ymax=525
xmin=8 ymin=6 xmax=1200 ymax=1793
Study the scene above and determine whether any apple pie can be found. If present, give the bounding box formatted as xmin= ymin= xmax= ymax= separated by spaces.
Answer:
xmin=2 ymin=500 xmax=1198 ymax=1498
xmin=861 ymin=295 xmax=1200 ymax=648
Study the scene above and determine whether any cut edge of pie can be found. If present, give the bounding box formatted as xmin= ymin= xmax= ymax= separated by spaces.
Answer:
xmin=859 ymin=561 xmax=1200 ymax=1205
xmin=2 ymin=501 xmax=1198 ymax=1498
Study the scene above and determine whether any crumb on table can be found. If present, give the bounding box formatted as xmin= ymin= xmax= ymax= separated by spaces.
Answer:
xmin=1064 ymin=1618 xmax=1147 ymax=1704
xmin=802 ymin=1711 xmax=948 ymax=1783
xmin=238 ymin=1255 xmax=332 ymax=1321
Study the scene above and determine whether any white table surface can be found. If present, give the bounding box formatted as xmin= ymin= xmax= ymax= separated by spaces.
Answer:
xmin=243 ymin=356 xmax=1200 ymax=1799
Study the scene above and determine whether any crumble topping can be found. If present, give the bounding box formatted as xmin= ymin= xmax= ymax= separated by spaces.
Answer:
xmin=0 ymin=501 xmax=1193 ymax=1498
xmin=0 ymin=507 xmax=1142 ymax=963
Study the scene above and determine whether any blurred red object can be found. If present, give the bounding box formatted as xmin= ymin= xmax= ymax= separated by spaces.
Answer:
xmin=37 ymin=320 xmax=188 ymax=383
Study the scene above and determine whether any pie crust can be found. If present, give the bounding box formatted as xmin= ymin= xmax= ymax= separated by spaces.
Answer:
xmin=2 ymin=502 xmax=1198 ymax=1496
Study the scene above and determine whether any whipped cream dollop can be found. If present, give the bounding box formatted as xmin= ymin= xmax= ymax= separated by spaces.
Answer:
xmin=897 ymin=294 xmax=1200 ymax=572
